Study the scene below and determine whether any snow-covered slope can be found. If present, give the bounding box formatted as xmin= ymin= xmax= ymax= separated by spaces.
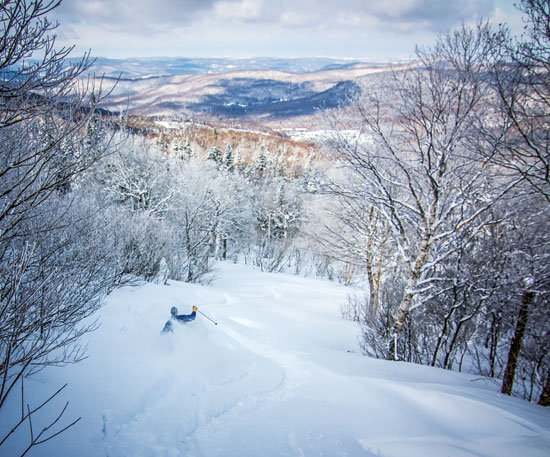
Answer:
xmin=5 ymin=262 xmax=550 ymax=456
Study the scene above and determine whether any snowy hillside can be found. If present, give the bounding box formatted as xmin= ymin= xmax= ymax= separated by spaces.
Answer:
xmin=4 ymin=262 xmax=550 ymax=457
xmin=85 ymin=57 xmax=391 ymax=78
xmin=96 ymin=61 xmax=392 ymax=121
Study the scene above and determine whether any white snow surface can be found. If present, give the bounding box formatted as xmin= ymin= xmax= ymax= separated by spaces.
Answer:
xmin=4 ymin=262 xmax=550 ymax=456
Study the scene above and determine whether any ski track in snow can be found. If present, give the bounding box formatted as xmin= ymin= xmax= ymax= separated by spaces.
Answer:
xmin=180 ymin=290 xmax=311 ymax=457
xmin=93 ymin=278 xmax=314 ymax=457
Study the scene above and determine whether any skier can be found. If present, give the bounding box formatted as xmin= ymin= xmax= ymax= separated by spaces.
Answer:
xmin=162 ymin=306 xmax=197 ymax=333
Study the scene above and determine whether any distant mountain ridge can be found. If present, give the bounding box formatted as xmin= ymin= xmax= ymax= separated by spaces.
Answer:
xmin=187 ymin=78 xmax=361 ymax=119
xmin=86 ymin=56 xmax=391 ymax=79
xmin=90 ymin=57 xmax=395 ymax=124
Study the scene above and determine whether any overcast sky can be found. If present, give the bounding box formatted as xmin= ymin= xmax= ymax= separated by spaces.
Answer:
xmin=50 ymin=0 xmax=524 ymax=60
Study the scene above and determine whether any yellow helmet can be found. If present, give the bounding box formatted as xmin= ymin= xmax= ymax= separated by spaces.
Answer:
xmin=193 ymin=306 xmax=198 ymax=312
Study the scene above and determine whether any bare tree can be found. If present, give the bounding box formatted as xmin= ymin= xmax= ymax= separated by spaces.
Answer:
xmin=314 ymin=186 xmax=392 ymax=304
xmin=485 ymin=0 xmax=550 ymax=201
xmin=94 ymin=136 xmax=175 ymax=217
xmin=247 ymin=175 xmax=304 ymax=272
xmin=330 ymin=24 xmax=517 ymax=360
xmin=0 ymin=1 xmax=92 ymax=127
xmin=477 ymin=0 xmax=550 ymax=401
xmin=0 ymin=1 xmax=115 ymax=453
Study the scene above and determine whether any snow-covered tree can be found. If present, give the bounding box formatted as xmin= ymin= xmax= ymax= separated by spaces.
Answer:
xmin=223 ymin=143 xmax=235 ymax=172
xmin=254 ymin=146 xmax=270 ymax=176
xmin=316 ymin=187 xmax=393 ymax=304
xmin=95 ymin=137 xmax=175 ymax=218
xmin=484 ymin=0 xmax=550 ymax=202
xmin=173 ymin=138 xmax=194 ymax=162
xmin=0 ymin=2 xmax=115 ymax=448
xmin=235 ymin=150 xmax=244 ymax=172
xmin=249 ymin=177 xmax=304 ymax=272
xmin=84 ymin=93 xmax=104 ymax=153
xmin=330 ymin=23 xmax=516 ymax=360
xmin=207 ymin=146 xmax=223 ymax=167
xmin=168 ymin=164 xmax=234 ymax=282
xmin=473 ymin=0 xmax=550 ymax=402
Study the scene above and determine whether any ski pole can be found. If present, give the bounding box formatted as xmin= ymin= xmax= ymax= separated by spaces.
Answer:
xmin=197 ymin=309 xmax=218 ymax=326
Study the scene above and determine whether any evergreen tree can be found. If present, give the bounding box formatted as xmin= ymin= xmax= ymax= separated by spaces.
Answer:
xmin=172 ymin=138 xmax=183 ymax=155
xmin=181 ymin=144 xmax=194 ymax=162
xmin=173 ymin=139 xmax=194 ymax=162
xmin=207 ymin=146 xmax=223 ymax=166
xmin=224 ymin=143 xmax=235 ymax=172
xmin=235 ymin=150 xmax=244 ymax=172
xmin=302 ymin=155 xmax=323 ymax=193
xmin=85 ymin=93 xmax=103 ymax=152
xmin=255 ymin=146 xmax=269 ymax=176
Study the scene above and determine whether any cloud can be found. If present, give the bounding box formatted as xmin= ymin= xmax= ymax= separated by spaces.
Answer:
xmin=53 ymin=0 xmax=218 ymax=32
xmin=213 ymin=0 xmax=264 ymax=22
xmin=366 ymin=0 xmax=494 ymax=28
xmin=53 ymin=0 xmax=497 ymax=33
xmin=209 ymin=0 xmax=495 ymax=30
xmin=49 ymin=0 xmax=514 ymax=58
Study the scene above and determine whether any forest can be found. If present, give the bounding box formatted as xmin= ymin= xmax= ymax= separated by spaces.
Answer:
xmin=0 ymin=0 xmax=549 ymax=453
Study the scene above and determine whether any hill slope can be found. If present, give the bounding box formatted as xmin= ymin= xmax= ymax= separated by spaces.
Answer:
xmin=98 ymin=64 xmax=390 ymax=122
xmin=87 ymin=56 xmax=391 ymax=78
xmin=4 ymin=262 xmax=550 ymax=456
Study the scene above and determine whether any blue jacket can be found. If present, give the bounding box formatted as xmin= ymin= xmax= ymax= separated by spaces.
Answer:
xmin=162 ymin=306 xmax=197 ymax=333
xmin=174 ymin=310 xmax=196 ymax=322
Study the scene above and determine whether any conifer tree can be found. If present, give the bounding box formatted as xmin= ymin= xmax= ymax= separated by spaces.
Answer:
xmin=84 ymin=93 xmax=103 ymax=152
xmin=207 ymin=146 xmax=223 ymax=167
xmin=235 ymin=150 xmax=244 ymax=172
xmin=172 ymin=138 xmax=183 ymax=156
xmin=181 ymin=144 xmax=194 ymax=162
xmin=224 ymin=143 xmax=235 ymax=172
xmin=255 ymin=145 xmax=269 ymax=176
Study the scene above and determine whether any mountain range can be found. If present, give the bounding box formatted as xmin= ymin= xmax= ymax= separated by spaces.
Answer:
xmin=89 ymin=57 xmax=395 ymax=124
xmin=86 ymin=56 xmax=391 ymax=78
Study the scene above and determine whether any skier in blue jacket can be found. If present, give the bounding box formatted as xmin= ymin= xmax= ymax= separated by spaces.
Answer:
xmin=162 ymin=306 xmax=197 ymax=333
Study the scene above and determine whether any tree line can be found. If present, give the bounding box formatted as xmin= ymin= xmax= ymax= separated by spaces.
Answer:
xmin=322 ymin=0 xmax=550 ymax=406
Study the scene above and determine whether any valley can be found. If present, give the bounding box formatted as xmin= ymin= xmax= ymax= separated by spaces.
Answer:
xmin=94 ymin=57 xmax=395 ymax=131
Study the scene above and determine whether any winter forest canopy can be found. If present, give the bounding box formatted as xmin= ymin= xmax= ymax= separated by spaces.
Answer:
xmin=0 ymin=0 xmax=550 ymax=454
